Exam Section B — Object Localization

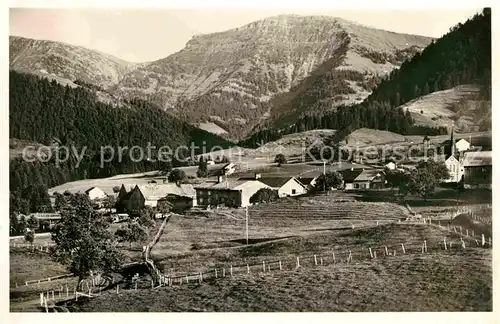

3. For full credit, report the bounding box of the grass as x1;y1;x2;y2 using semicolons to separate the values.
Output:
10;190;492;312
71;240;491;312
9;249;79;312
10;249;69;287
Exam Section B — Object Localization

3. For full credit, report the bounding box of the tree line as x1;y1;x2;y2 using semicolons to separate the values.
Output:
9;71;234;207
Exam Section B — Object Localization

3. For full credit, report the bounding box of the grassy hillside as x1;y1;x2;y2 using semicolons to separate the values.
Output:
399;85;490;132
70;222;491;311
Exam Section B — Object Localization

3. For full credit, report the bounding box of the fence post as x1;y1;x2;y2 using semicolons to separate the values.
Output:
279;260;282;270
369;248;373;259
223;268;225;277
314;255;318;265
230;265;233;277
52;291;55;300
296;257;300;268
247;264;250;274
482;234;485;246
332;252;336;263
424;240;427;253
215;269;218;278
401;243;406;254
385;246;388;256
40;293;43;306
348;250;352;262
262;261;266;272
320;257;323;266
116;285;119;294
135;281;137;291
444;237;447;250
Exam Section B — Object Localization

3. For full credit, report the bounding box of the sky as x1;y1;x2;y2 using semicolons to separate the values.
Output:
9;8;482;62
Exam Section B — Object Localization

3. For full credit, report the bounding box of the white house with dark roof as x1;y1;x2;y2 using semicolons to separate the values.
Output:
195;177;270;208
257;176;308;197
352;169;386;190
85;187;107;200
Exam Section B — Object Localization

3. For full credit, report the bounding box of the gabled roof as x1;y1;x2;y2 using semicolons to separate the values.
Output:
297;177;316;186
338;169;364;183
195;179;269;191
84;186;104;194
256;177;300;188
462;151;492;167
353;169;384;182
445;155;460;163
137;184;196;200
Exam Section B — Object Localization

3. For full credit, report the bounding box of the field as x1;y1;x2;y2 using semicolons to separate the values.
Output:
71;222;492;312
10;188;492;312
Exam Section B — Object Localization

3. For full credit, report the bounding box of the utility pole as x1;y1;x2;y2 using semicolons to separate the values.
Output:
245;206;249;246
323;160;326;192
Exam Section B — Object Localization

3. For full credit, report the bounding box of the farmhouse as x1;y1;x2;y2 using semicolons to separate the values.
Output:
338;168;364;190
352;169;385;189
384;161;397;170
461;151;492;189
455;139;471;152
256;176;308;197
195;177;270;208
115;183;196;215
85;187;107;200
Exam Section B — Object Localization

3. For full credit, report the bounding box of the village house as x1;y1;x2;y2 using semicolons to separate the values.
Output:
461;151;492;189
255;175;308;197
85;187;107;200
384;161;397;170
352;169;386;190
338;168;364;190
455;138;471;152
195;176;270;208
115;183;196;215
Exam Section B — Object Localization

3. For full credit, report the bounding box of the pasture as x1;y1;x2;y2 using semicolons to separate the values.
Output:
10;189;492;312
72;223;492;312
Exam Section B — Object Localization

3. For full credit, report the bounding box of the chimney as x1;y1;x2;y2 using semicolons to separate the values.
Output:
254;173;261;180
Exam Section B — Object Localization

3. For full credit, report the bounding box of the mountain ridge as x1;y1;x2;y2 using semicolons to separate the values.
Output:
9;15;433;140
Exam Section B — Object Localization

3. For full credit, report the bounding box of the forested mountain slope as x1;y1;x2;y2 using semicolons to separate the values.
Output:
9;71;233;196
